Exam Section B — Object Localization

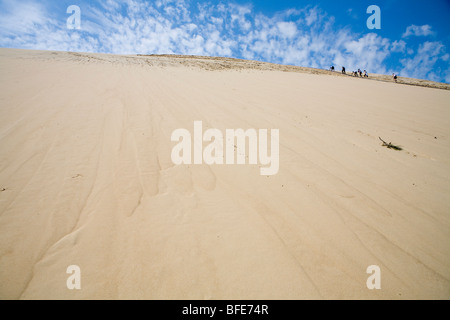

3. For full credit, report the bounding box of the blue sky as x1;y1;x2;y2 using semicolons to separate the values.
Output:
0;0;449;82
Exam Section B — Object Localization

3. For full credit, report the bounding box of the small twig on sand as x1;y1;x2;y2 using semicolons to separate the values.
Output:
379;137;403;151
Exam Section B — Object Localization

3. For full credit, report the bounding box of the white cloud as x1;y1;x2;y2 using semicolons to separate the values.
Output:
400;41;447;82
0;0;50;36
305;7;318;26
391;40;406;53
277;22;297;39
402;24;434;38
445;71;450;84
346;8;358;20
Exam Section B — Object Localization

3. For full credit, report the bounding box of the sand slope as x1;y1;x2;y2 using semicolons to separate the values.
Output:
0;48;449;299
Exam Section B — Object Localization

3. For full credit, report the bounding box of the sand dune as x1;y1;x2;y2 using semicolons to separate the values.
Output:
0;48;449;299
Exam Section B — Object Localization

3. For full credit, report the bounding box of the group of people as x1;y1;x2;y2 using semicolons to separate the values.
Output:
352;69;368;78
330;66;368;78
330;65;400;83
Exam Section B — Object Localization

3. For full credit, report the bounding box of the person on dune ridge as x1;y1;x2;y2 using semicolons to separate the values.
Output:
393;73;398;82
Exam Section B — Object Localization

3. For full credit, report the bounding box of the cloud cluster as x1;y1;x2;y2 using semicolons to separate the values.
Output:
402;24;434;38
400;41;449;82
0;0;448;82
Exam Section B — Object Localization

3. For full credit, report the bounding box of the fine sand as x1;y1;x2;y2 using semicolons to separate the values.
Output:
0;48;449;299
